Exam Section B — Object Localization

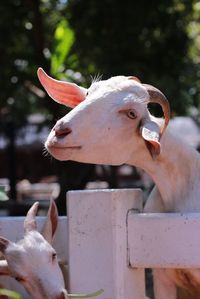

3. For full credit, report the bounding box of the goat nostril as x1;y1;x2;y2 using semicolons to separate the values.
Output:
54;127;72;138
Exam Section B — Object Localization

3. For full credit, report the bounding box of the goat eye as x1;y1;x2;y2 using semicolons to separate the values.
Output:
52;253;57;261
127;110;137;119
14;276;24;282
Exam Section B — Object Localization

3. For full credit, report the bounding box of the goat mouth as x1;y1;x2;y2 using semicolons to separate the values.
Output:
46;144;82;161
47;145;82;150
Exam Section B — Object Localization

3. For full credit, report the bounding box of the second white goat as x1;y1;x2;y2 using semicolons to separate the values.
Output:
0;200;67;299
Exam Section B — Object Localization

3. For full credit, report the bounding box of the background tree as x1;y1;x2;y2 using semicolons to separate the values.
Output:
0;0;62;201
66;0;200;115
0;0;63;124
0;0;94;209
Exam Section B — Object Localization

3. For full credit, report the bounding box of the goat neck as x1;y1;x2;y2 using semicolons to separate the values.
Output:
129;128;200;212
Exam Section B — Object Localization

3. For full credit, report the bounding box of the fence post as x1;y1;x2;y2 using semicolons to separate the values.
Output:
67;189;145;299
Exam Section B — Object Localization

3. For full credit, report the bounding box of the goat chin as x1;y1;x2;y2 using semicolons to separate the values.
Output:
46;144;74;161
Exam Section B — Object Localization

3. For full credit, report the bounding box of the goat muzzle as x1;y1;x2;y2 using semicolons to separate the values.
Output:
53;126;72;138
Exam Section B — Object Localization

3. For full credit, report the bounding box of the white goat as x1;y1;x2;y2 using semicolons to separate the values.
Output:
0;200;67;299
38;68;200;299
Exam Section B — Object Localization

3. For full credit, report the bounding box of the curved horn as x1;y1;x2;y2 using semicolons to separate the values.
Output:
128;76;141;83
142;84;170;134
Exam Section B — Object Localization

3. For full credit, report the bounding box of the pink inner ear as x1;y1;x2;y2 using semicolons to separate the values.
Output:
37;68;86;108
145;139;160;156
140;120;161;159
41;200;58;244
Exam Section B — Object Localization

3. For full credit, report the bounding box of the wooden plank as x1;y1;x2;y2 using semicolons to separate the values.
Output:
67;189;145;299
128;212;200;268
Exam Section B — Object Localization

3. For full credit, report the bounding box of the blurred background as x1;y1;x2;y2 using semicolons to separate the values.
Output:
0;0;200;215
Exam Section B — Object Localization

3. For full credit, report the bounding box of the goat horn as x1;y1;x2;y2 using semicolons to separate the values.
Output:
142;84;170;134
128;76;141;83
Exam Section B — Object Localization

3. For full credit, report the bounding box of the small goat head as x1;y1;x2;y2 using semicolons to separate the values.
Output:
0;201;67;299
38;68;170;164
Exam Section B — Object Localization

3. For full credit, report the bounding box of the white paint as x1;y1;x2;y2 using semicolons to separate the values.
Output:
128;212;200;268
67;189;145;299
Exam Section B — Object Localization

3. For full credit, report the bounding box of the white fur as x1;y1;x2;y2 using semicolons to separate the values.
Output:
39;70;200;299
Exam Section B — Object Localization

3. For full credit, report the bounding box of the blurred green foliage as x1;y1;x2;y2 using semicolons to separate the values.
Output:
0;288;21;299
67;0;200;114
0;0;66;127
51;19;75;77
0;0;200;127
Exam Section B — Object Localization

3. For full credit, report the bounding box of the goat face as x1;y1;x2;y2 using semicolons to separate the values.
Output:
4;232;65;299
38;68;170;164
0;201;67;299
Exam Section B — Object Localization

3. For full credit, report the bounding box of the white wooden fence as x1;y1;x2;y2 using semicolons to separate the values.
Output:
0;189;200;298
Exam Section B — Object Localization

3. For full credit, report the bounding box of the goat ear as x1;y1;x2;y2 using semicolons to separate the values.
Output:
37;68;87;108
0;260;10;276
24;202;39;233
140;120;161;159
42;200;58;244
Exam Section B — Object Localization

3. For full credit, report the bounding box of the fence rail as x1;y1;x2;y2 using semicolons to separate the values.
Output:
128;212;200;269
0;189;200;299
